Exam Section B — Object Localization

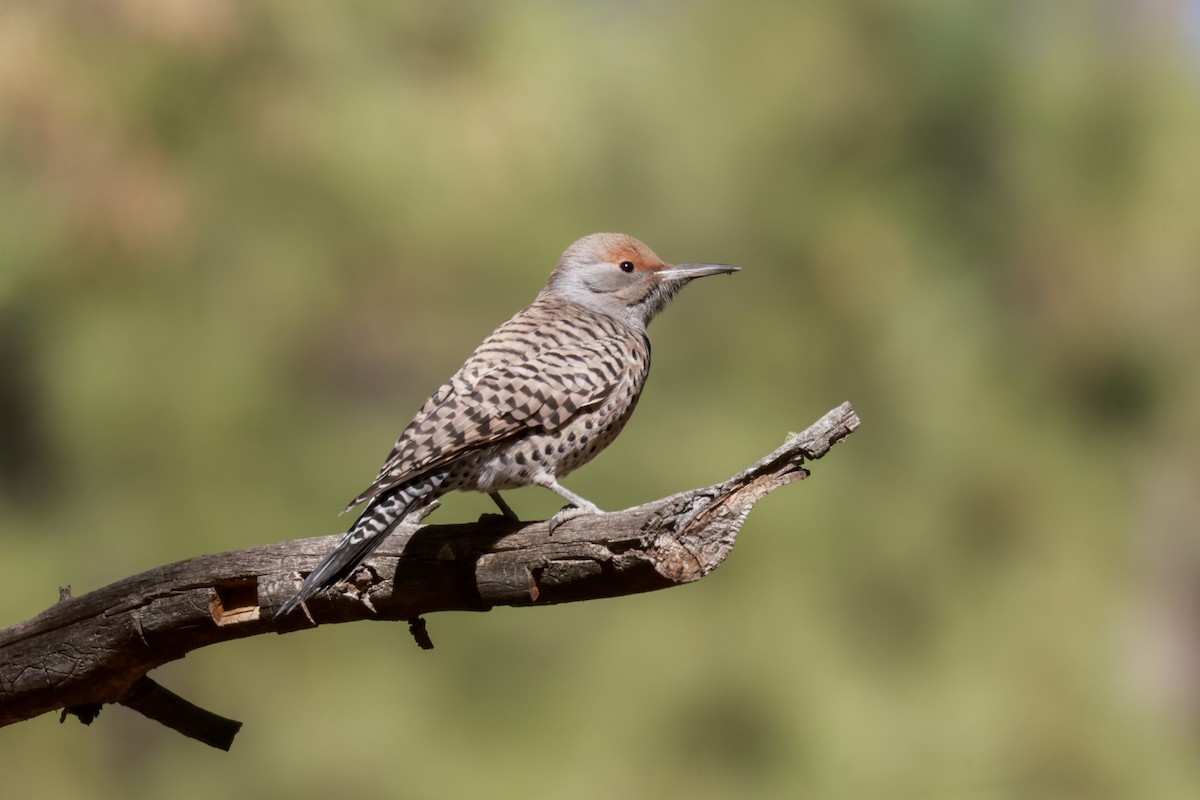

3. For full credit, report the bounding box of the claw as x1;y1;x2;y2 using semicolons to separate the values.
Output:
548;504;602;534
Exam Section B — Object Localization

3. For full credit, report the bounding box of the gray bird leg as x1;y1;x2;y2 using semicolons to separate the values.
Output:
488;492;520;522
532;474;603;514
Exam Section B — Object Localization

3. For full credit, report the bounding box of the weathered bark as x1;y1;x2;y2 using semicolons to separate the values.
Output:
0;402;859;750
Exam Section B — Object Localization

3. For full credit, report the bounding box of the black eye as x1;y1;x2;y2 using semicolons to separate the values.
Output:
618;260;635;273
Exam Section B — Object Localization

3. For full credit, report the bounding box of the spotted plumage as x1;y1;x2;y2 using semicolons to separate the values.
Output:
277;233;738;618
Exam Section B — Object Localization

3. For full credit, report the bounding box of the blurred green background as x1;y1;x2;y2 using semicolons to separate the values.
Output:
3;1;1199;798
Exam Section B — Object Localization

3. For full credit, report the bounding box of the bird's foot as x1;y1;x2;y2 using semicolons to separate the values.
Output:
548;502;602;534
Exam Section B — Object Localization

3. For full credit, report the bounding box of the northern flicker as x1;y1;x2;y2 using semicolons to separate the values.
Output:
277;233;738;617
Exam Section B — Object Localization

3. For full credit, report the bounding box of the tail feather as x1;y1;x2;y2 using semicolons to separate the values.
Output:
276;490;415;618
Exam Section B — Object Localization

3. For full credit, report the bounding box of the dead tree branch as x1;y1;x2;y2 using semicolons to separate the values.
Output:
0;402;860;750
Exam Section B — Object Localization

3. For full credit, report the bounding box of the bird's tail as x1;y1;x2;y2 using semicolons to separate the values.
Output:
276;482;433;618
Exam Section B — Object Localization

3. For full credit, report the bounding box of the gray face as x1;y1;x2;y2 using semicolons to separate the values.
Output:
542;233;739;328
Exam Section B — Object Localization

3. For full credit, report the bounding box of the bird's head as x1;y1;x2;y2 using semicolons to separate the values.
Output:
542;233;739;328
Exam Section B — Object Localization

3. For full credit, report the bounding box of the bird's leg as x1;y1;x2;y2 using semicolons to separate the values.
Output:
532;474;603;533
533;473;603;513
488;492;521;522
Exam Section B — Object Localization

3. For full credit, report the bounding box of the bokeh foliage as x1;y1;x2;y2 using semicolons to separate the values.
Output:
2;2;1199;798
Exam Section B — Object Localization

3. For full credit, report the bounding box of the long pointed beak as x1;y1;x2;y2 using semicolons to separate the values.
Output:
656;263;740;281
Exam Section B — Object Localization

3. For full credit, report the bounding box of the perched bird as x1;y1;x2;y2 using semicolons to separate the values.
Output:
277;233;738;617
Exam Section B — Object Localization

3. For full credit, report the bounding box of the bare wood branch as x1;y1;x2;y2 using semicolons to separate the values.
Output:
0;402;860;749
